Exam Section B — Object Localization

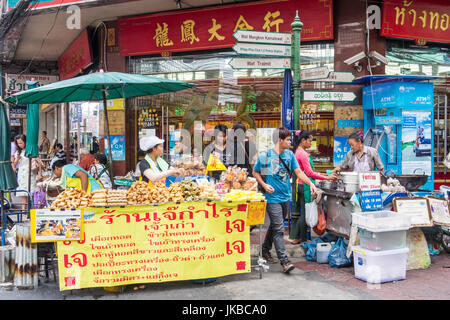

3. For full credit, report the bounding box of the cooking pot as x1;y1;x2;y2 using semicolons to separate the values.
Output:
338;172;359;184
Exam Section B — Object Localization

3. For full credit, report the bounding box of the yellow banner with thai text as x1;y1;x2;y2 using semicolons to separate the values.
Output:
57;201;251;291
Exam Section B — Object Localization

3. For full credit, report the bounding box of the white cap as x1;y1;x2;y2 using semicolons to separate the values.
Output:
139;135;164;152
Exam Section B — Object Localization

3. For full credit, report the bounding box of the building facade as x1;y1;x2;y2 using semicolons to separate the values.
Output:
2;0;449;181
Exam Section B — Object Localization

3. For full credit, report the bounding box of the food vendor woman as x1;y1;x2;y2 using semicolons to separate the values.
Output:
332;131;385;174
52;160;103;193
138;135;181;185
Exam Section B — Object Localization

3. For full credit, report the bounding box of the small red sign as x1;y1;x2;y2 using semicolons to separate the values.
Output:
381;0;450;45
236;261;246;271
64;276;76;287
58;29;93;80
237;204;248;212
118;0;333;57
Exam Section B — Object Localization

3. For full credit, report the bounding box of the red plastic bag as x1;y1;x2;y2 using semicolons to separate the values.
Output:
313;207;326;236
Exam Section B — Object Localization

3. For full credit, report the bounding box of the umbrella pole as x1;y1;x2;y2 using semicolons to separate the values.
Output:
28;158;31;209
1;190;4;246
102;88;114;185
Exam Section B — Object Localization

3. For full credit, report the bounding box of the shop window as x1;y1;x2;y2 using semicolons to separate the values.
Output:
128;43;334;164
386;40;450;76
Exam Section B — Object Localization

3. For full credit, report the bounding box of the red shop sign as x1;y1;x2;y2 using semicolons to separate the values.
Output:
381;0;450;45
118;0;333;57
58;29;93;80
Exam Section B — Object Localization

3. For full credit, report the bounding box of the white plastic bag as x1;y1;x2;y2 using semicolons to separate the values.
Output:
305;201;318;228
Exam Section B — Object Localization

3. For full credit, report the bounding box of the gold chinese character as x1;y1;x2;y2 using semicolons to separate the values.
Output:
233;15;254;32
263;11;284;32
181;19;200;45
153;22;174;47
208;18;225;41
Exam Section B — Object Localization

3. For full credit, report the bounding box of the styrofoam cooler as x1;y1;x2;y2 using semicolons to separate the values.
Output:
358;227;408;251
352;246;409;283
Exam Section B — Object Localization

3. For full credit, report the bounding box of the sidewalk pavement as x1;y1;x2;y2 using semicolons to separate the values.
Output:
0;226;446;300
250;226;450;300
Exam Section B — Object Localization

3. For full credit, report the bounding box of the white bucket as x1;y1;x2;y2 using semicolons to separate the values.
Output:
316;243;332;264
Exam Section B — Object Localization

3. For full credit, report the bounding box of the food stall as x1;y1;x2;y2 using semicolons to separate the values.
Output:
27;161;268;291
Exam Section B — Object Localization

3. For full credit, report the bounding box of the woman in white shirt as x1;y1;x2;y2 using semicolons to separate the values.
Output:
13;134;42;208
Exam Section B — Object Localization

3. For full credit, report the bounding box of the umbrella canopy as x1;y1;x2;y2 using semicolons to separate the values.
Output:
4;71;194;180
24;81;39;158
0;103;18;190
5;72;194;105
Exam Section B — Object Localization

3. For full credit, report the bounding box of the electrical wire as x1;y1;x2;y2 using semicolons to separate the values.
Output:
17;0;65;76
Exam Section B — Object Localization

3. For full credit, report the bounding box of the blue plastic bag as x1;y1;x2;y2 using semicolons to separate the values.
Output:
328;238;352;268
302;238;323;262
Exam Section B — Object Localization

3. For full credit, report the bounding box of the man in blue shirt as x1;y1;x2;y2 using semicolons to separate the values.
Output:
253;127;317;273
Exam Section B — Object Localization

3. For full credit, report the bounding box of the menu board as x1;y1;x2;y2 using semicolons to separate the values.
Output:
359;172;383;211
427;197;450;227
393;197;433;227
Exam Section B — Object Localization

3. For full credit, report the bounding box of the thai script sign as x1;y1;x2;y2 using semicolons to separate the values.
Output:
381;0;450;45
58;29;93;80
5;74;59;95
57;201;252;290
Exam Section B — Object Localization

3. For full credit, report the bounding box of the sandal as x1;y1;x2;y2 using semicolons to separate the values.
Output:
132;285;146;291
290;239;302;245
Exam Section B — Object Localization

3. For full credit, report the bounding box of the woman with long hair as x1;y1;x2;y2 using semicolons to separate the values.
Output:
13;134;43;209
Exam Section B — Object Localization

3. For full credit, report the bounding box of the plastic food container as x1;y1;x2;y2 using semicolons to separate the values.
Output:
316;243;333;264
352;246;409;283
352;211;412;231
358;227;407;251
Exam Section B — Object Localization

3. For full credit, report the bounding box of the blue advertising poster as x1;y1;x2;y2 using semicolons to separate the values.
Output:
401;111;432;177
363;82;433;110
333;136;351;167
105;135;125;161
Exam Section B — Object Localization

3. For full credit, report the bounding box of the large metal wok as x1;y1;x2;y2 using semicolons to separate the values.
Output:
381;170;428;191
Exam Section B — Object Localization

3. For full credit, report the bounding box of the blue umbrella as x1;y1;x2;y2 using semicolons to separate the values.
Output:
281;69;293;130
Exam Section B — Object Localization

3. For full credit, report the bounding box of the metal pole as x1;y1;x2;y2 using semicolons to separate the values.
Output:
1;190;4;246
77;105;81;162
291;11;303;131
259;224;262;279
102;87;114;181
437;96;440;175
444;95;448;175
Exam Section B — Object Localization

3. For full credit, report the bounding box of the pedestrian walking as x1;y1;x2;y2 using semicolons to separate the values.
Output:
253;127;317;273
91;136;99;154
38;130;51;159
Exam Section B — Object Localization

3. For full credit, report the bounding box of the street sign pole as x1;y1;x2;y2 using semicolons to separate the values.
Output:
291;11;303;131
